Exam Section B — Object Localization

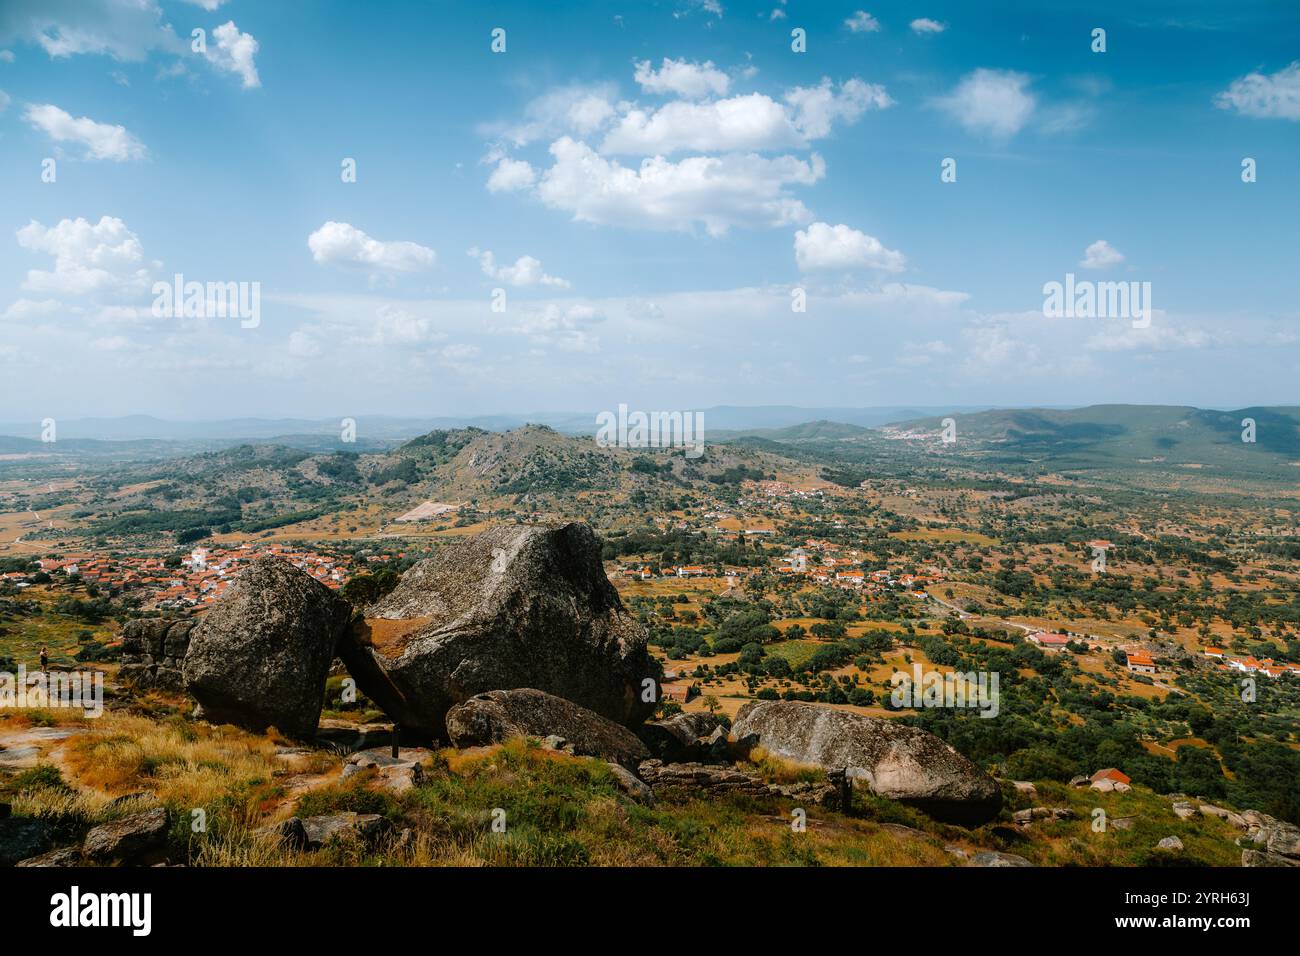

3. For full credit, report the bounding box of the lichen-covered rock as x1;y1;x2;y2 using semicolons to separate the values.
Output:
446;688;650;767
637;711;721;761
731;700;1001;825
340;522;661;739
182;558;352;739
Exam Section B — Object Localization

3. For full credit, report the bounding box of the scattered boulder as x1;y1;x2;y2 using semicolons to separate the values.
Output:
338;522;662;739
1011;781;1038;798
253;817;309;851
445;688;650;768
183;557;352;739
1171;801;1199;820
1249;817;1300;860
120;619;194;692
730;700;1001;825
1155;836;1184;852
81;806;169;864
637;711;721;762
971;850;1033;867
16;846;82;867
1199;804;1248;829
301;813;391;851
0;817;52;866
1111;816;1137;831
605;762;654;805
1068;775;1090;788
341;748;428;794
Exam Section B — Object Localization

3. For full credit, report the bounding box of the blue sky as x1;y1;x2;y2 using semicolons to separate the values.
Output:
0;0;1297;421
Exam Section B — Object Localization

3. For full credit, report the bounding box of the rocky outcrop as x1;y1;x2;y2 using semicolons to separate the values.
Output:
730;700;1001;825
1241;816;1300;867
339;523;661;739
120;619;195;691
182;557;352;739
445;688;650;768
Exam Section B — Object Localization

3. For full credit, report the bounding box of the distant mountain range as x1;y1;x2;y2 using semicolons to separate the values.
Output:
0;406;995;443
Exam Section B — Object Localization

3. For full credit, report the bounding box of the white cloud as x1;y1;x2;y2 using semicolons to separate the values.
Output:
492;83;618;146
1080;239;1124;270
16;216;153;298
0;50;14;62
307;222;436;274
469;248;570;288
1;298;61;322
633;57;730;99
784;77;892;139
794;222;905;273
601;92;799;154
934;68;1036;137
537;137;823;236
512;303;604;352
1085;324;1213;353
23;103;146;160
486;156;536;192
349;305;446;347
0;0;184;61
910;18;946;34
205;21;259;89
1214;61;1300;121
845;11;881;34
179;0;227;9
770;9;787;21
601;79;888;155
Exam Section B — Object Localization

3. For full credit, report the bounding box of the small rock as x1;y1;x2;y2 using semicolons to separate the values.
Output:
1111;816;1137;831
971;850;1033;867
1011;781;1038;797
1242;848;1300;867
1089;778;1115;793
1171;802;1199;820
17;846;82;867
253;817;309;851
605;762;654;805
300;812;391;851
1069;775;1090;788
1155;836;1183;852
943;844;969;860
82;806;170;864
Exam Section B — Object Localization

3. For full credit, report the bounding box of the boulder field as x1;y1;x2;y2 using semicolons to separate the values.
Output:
112;521;1008;828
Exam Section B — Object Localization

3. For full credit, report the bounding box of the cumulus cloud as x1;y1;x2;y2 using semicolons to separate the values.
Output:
634;57;729;99
205;21;259;89
24;103;146;160
910;18;946;34
486;156;536;192
844;11;881;34
1214;61;1300;120
1080;239;1124;270
307;222;436;274
491;83;618;146
537;137;823;235
934;69;1036;137
794;222;905;273
15;216;153;298
468;248;570;288
601;79;888;155
784;77;892;139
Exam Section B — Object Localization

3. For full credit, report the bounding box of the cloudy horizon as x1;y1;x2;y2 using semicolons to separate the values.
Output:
1;0;1297;421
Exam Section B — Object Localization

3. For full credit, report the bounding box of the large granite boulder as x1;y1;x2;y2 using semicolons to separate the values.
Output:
637;711;722;762
731;700;1001;825
182;557;352;739
446;688;650;767
120;619;194;691
339;522;661;739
